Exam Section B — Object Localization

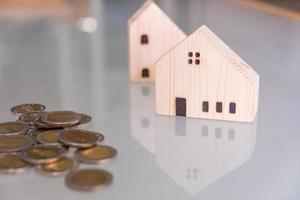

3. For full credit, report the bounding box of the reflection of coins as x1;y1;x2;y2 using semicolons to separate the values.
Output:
11;104;46;115
18;113;40;125
0;153;30;173
38;157;76;176
21;145;67;164
37;129;63;145
0;135;34;153
41;111;80;127
75;145;117;164
58;130;101;148
0;122;29;136
66;169;112;191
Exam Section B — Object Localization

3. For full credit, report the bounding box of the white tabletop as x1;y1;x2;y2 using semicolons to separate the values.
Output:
0;0;299;199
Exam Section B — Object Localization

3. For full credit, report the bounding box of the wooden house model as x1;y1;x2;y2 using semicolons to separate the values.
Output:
128;0;186;82
156;25;259;122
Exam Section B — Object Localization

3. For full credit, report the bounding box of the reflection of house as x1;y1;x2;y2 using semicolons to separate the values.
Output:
155;116;257;195
128;0;186;82
156;25;259;122
130;84;156;154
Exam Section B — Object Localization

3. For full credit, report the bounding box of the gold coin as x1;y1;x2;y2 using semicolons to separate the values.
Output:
21;145;67;164
76;145;117;164
0;153;30;173
11;104;46;115
66;169;112;191
41;111;80;127
0;122;29;136
37;129;63;145
18;113;40;125
0;135;34;153
38;157;76;176
58;129;101;148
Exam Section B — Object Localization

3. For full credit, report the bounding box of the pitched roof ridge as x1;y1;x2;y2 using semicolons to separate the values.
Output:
128;0;155;25
198;25;258;83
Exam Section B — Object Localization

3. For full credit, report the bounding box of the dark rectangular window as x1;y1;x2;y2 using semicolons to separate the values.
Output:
229;102;236;113
216;102;222;113
195;59;200;65
188;59;193;64
141;68;149;78
141;34;148;44
188;52;193;57
195;52;200;57
202;101;209;112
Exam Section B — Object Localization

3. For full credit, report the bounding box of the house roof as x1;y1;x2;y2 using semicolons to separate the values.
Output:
128;0;155;25
156;25;259;84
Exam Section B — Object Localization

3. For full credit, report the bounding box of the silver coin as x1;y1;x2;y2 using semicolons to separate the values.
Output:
21;144;67;164
11;104;46;115
40;111;81;127
58;129;101;148
0;122;29;136
0;135;34;153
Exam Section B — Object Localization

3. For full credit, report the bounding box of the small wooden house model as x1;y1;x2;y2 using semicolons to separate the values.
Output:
128;0;186;82
156;25;259;122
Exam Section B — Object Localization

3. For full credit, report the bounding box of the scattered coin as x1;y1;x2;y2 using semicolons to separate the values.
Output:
65;169;112;191
18;113;40;125
58;129;101;148
37;129;63;145
41;111;80;127
11;104;46;115
0;122;29;136
0;153;30;173
75;145;117;164
37;157;76;176
0;135;34;153
21;144;67;164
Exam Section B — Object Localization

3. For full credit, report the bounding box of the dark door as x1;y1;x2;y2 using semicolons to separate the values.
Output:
141;68;149;78
176;97;186;116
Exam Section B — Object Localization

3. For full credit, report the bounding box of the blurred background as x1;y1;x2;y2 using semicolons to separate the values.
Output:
0;1;300;200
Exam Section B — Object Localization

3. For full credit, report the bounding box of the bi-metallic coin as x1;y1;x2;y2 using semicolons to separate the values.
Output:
75;145;117;164
11;104;46;115
41;111;80;127
65;113;92;129
18;113;40;125
0;122;29;136
0;153;30;173
0;135;34;153
37;129;63;145
21;144;67;164
37;157;76;176
65;169;112;191
58;129;102;148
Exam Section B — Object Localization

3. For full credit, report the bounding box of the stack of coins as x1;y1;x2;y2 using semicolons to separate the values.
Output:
0;103;117;192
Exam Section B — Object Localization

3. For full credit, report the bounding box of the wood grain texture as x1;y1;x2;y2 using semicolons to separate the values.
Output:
155;25;259;122
128;0;186;82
